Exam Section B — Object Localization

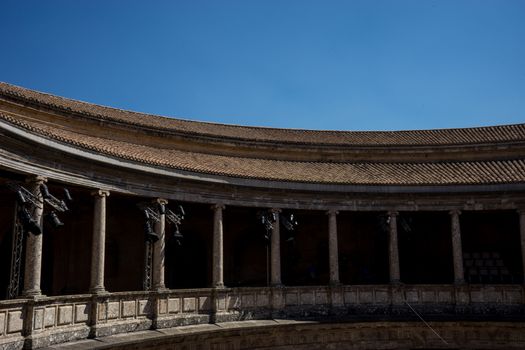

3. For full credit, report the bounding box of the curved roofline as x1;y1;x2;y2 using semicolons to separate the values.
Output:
1;81;524;147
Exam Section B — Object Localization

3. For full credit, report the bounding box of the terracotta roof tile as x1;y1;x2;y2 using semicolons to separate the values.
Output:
1;112;524;186
1;82;525;147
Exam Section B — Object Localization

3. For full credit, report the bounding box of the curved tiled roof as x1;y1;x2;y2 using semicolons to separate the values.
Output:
1;82;525;147
1;112;524;186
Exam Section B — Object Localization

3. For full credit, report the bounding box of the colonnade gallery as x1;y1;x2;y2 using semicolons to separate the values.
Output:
0;82;525;349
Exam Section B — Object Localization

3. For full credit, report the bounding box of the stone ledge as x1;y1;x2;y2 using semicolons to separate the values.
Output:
40;320;525;350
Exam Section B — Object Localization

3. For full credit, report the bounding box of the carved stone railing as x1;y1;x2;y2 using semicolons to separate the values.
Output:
1;284;524;349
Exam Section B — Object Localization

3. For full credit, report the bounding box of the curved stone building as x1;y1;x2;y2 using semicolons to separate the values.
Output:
0;82;524;349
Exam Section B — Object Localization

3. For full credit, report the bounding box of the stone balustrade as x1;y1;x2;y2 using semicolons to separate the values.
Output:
1;284;523;349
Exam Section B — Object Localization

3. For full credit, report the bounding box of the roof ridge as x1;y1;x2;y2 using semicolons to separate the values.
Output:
1;81;524;146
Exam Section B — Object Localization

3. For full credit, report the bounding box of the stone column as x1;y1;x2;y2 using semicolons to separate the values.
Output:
90;190;110;294
450;210;465;284
22;176;46;297
271;208;282;286
518;210;525;284
327;209;340;285
388;211;400;284
153;198;168;290
212;204;225;288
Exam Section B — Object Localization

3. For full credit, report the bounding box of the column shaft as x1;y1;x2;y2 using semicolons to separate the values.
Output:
450;210;464;284
22;176;46;297
212;204;225;288
327;210;340;285
388;211;400;283
271;209;282;286
153;199;168;290
90;190;110;294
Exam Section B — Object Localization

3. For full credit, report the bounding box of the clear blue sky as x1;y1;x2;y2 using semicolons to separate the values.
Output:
1;0;524;131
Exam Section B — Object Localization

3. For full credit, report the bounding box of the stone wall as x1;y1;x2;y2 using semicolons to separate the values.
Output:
1;284;524;349
65;321;525;350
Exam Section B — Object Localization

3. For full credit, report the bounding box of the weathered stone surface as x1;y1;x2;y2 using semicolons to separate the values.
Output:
331;290;343;306
457;290;470;304
7;311;23;333
168;298;180;314
300;293;314;305
486;291;503;303
285;293;298;306
37;321;525;350
227;295;240;310
33;308;44;330
344;291;357;304
121;301;136;318
506;291;522;304
316;292;328;305
0;312;5;335
199;297;211;311
405;290;418;303
139;300;151;316
183;298;196;312
158;299;168;315
44;307;56;327
75;304;89;323
241;294;255;308
97;302;107;321
359;291;373;303
58;305;73;325
107;302;120;319
471;291;484;303
256;293;269;307
421;291;435;303
438;291;452;303
375;291;389;303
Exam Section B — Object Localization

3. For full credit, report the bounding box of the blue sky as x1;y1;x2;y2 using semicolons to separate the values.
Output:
0;0;524;131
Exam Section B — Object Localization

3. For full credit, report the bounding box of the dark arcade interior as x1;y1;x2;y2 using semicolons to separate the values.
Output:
166;202;213;289
41;185;93;296
281;210;329;286
0;170;524;299
223;206;267;287
337;212;390;285
398;211;454;284
461;210;523;284
0;181;16;299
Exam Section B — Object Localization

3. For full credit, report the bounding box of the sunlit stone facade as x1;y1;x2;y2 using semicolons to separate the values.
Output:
0;82;525;349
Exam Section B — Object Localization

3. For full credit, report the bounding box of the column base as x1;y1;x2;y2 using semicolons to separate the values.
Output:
90;287;108;295
389;279;402;285
213;283;225;289
22;289;42;298
329;281;342;287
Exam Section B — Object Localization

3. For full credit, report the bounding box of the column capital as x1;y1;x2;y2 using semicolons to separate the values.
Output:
326;209;339;216
91;189;110;197
449;209;462;216
25;175;47;185
211;203;225;211
270;208;282;214
387;211;399;217
153;198;168;205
